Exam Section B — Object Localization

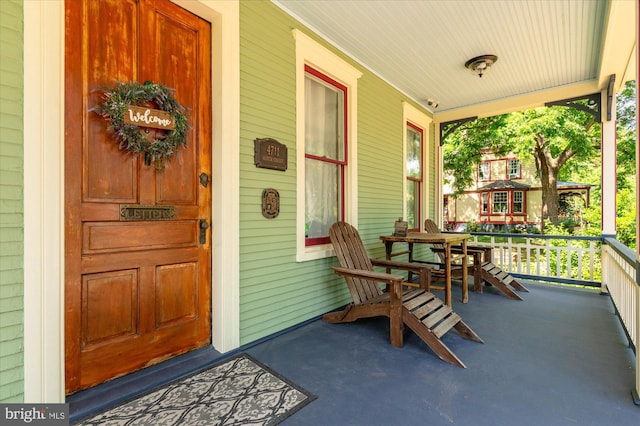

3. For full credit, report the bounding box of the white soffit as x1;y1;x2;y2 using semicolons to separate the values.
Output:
273;0;635;120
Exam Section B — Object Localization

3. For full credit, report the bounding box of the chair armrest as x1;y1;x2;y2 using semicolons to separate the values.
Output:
332;266;404;284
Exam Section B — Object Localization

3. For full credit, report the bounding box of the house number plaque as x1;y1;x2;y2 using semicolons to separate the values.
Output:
254;138;287;171
120;205;175;221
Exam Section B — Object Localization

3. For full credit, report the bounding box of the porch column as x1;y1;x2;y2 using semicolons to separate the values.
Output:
634;19;640;406
435;122;443;227
600;90;616;238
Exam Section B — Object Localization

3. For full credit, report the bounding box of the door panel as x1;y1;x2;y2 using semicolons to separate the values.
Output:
82;221;198;253
65;0;212;393
81;270;139;347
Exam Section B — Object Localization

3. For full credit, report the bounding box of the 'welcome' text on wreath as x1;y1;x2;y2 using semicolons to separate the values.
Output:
92;81;189;170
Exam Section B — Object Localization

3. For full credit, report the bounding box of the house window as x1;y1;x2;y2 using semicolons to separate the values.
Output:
304;66;347;246
513;191;524;213
406;122;423;231
507;159;520;178
481;193;489;213
294;29;362;261
492;191;508;213
479;162;490;181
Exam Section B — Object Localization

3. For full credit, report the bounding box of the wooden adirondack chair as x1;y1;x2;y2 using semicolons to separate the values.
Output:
323;222;483;368
424;219;528;300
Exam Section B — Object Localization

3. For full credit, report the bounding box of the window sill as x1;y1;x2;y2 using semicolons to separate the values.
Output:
296;243;335;262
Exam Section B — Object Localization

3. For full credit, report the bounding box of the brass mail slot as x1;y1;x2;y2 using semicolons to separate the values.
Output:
119;205;175;221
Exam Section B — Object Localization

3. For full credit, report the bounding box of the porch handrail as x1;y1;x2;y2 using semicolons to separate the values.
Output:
601;237;639;405
452;231;602;286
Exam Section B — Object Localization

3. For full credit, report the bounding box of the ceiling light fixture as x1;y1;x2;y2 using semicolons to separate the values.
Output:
465;54;498;78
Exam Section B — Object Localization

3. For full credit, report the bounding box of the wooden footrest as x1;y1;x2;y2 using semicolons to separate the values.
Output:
400;289;483;368
403;291;459;338
480;262;526;300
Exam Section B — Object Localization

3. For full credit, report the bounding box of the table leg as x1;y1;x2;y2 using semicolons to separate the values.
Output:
407;242;414;282
461;239;468;303
384;241;393;261
445;243;452;307
383;242;393;292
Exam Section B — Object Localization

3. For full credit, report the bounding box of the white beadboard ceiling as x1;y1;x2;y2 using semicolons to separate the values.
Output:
273;0;636;121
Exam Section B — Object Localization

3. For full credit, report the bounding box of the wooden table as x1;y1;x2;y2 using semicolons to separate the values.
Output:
380;232;471;307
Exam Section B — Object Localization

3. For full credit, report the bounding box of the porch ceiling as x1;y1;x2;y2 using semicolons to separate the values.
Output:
273;0;636;122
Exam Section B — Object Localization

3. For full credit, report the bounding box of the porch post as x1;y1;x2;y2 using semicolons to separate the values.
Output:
435;122;443;227
634;6;640;405
601;90;617;239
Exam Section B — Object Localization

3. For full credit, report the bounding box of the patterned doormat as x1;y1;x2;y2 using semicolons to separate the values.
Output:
76;354;316;426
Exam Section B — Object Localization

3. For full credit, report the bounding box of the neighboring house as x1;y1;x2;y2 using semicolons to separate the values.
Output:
443;152;591;231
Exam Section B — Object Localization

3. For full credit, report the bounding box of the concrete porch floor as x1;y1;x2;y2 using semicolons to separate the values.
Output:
69;281;639;425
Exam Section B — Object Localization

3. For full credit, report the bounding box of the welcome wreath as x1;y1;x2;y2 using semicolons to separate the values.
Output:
92;81;189;170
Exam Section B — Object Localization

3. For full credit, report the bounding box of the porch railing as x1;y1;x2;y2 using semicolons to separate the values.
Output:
457;231;639;404
601;237;639;404
463;231;602;287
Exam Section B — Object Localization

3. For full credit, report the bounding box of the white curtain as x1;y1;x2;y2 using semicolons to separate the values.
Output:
305;76;342;238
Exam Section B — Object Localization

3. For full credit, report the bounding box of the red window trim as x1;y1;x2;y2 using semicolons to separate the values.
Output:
512;190;526;214
491;191;508;214
304;65;348;247
304;65;349;164
480;192;489;214
406;121;424;231
479;190;527;217
506;158;521;179
478;161;491;181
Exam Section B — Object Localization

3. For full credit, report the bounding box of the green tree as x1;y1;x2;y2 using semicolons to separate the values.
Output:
444;106;599;229
616;80;636;190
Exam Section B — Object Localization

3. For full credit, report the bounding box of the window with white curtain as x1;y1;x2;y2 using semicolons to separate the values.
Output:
481;192;489;213
294;29;361;262
304;66;346;246
405;122;423;231
479;162;490;181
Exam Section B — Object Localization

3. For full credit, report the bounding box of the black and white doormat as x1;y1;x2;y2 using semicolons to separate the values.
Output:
76;354;316;425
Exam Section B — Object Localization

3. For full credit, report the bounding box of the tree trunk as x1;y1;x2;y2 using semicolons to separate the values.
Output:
533;134;575;232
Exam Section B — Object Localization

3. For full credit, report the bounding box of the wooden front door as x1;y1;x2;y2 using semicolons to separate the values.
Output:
64;0;212;393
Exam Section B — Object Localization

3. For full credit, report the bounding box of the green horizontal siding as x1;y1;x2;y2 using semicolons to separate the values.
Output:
0;0;24;403
238;0;434;344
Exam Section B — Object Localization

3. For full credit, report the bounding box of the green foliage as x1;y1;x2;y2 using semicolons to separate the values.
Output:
444;105;598;226
616;80;637;190
445;80;636;242
539;220;602;281
615;185;637;250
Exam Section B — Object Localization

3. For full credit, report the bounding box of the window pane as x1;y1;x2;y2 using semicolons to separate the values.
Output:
508;159;520;177
305;74;344;161
481;193;488;213
479;162;490;180
492;191;508;213
406;180;418;229
513;191;523;213
406;126;422;179
305;158;340;239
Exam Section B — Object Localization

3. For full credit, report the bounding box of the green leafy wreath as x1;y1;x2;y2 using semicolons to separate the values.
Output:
92;81;189;169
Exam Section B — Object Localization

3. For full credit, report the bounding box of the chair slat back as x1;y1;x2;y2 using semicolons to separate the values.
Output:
329;222;384;304
424;219;446;263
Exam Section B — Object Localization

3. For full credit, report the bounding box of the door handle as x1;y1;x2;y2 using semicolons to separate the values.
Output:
199;219;209;244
